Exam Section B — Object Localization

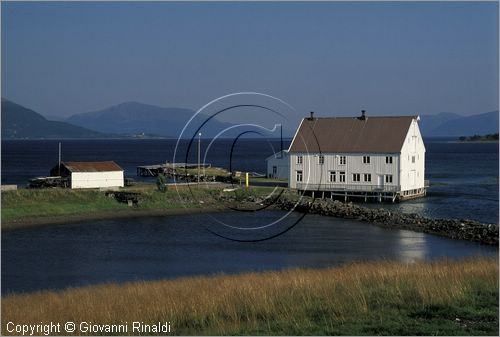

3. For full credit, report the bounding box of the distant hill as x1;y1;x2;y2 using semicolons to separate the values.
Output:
9;98;494;139
420;111;499;137
66;101;240;138
418;112;462;136
1;99;108;139
43;114;66;122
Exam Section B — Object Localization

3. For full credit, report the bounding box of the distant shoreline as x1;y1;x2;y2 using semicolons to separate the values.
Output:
457;133;499;143
450;140;499;144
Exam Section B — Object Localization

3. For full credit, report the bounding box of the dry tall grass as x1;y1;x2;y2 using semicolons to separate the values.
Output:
2;258;498;335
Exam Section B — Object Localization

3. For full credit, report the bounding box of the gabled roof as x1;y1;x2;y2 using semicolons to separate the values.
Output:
62;161;123;172
288;115;418;153
265;150;289;161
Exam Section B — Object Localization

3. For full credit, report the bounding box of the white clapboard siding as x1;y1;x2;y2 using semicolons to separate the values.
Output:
289;153;400;189
266;151;290;179
399;119;426;192
71;171;124;189
287;115;426;196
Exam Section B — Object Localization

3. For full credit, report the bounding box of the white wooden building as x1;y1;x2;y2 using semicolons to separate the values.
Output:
265;150;289;179
50;161;124;189
288;111;426;201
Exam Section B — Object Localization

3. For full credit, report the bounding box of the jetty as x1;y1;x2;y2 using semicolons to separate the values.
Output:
270;196;499;246
136;163;212;177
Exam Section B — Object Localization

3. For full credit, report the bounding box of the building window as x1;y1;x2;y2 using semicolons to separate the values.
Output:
339;171;346;183
329;171;336;183
412;156;416;163
318;155;324;165
386;156;393;164
363;156;370;164
338;156;346;165
364;174;371;182
296;170;303;182
272;166;277;175
385;174;393;183
352;173;361;182
297;156;303;164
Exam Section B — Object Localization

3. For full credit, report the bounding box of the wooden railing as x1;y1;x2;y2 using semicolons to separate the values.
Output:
295;182;400;193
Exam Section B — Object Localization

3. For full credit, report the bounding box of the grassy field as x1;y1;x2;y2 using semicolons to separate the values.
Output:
2;258;498;335
0;184;279;226
1;188;126;222
183;166;230;176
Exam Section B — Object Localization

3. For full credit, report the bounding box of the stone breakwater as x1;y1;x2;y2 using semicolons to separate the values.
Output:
262;196;499;246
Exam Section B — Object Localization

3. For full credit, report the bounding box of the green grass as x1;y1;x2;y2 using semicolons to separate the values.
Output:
1;184;279;224
250;176;288;183
1;188;126;221
183;167;230;176
2;258;497;335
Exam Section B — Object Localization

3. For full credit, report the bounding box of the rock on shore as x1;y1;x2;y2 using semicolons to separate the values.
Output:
263;196;498;246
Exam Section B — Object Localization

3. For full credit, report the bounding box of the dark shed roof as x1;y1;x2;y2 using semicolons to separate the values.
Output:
288;116;417;153
62;161;123;172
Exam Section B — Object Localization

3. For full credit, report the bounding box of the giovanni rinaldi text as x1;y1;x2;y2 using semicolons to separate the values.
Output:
6;321;172;335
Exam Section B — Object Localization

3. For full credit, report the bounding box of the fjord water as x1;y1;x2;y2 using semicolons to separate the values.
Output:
1;138;498;293
2;138;498;223
2;211;497;294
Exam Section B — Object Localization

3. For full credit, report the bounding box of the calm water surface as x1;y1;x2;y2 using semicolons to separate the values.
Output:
2;138;498;223
1;138;498;294
2;211;497;294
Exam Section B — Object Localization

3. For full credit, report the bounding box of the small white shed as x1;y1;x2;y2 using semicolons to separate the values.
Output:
51;161;124;189
265;150;289;179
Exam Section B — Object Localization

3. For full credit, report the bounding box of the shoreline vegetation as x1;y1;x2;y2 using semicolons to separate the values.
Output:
2;258;498;335
0;184;224;230
1;183;498;245
458;133;499;142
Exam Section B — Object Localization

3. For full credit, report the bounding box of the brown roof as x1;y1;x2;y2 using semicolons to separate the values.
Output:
289;116;417;153
62;161;123;172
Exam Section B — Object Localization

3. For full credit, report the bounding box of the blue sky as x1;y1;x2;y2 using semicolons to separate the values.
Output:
1;1;498;124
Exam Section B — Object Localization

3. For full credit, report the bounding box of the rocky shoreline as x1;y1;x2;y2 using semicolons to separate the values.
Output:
253;195;499;246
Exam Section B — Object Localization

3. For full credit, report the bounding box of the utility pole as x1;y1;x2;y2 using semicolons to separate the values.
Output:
280;124;283;158
197;132;201;185
58;142;61;176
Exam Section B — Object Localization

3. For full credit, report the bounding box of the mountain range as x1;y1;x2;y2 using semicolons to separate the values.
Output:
1;98;106;139
1;98;498;139
419;111;499;137
66;102;197;137
1;99;234;140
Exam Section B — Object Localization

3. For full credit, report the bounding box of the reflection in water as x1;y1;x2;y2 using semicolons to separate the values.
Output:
2;211;497;294
396;230;426;262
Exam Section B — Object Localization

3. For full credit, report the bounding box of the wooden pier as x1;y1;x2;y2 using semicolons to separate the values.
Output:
297;183;428;202
136;163;212;177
